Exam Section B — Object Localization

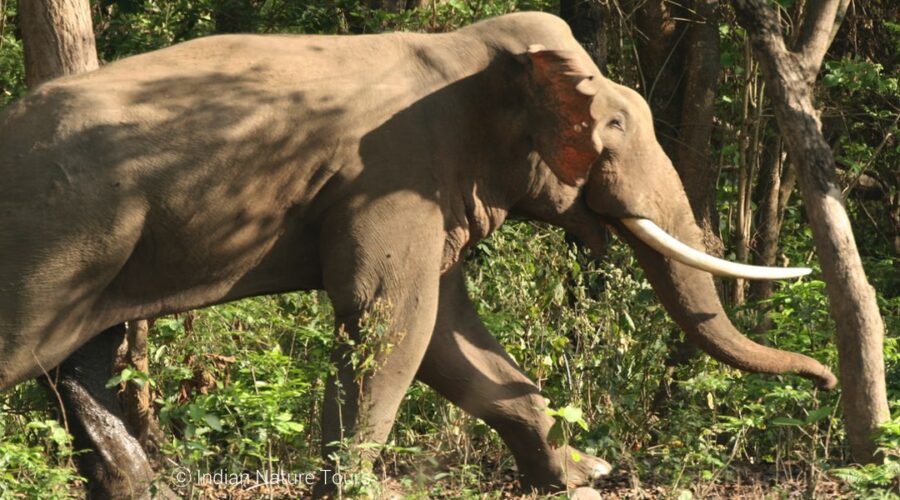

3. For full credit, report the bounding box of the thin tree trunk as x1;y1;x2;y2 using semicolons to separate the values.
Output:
673;0;723;258
19;0;98;87
633;0;685;155
123;320;164;449
749;137;789;303
560;0;608;71
732;48;755;306
735;0;889;463
632;0;724;256
212;0;256;33
892;190;900;256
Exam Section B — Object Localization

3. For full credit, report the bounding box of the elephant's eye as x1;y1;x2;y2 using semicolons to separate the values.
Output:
607;117;625;131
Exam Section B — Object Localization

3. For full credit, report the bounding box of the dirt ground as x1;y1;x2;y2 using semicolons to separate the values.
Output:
178;462;855;499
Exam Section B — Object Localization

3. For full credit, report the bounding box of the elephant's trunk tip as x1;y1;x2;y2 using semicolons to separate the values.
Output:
779;352;836;390
812;368;838;391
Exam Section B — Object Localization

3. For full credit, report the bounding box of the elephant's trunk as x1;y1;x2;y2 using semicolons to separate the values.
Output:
613;220;837;390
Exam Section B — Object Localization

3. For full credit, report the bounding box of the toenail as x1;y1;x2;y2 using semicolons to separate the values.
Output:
591;462;612;478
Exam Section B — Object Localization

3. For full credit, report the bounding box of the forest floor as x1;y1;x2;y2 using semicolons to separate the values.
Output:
179;462;853;498
590;468;846;499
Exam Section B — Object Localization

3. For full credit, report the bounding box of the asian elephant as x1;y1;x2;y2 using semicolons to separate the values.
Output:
0;11;836;497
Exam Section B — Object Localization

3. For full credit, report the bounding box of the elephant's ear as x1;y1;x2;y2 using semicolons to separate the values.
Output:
525;45;602;186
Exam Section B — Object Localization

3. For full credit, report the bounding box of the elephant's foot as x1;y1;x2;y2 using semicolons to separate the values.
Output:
415;267;613;492
518;445;611;491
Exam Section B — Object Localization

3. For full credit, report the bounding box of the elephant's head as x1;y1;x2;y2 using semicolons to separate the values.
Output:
520;44;837;389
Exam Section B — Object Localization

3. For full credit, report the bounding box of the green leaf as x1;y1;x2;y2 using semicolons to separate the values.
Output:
571;450;582;463
49;426;71;447
547;420;565;447
621;310;635;331
823;73;842;87
771;417;805;427
105;375;123;388
279;421;304;433
553;283;565;304
561;405;583;423
806;406;833;424
202;414;223;432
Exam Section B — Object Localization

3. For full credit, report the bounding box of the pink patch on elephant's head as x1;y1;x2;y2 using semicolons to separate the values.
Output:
526;45;603;185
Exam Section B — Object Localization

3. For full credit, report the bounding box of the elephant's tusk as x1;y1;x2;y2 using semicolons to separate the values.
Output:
622;218;812;280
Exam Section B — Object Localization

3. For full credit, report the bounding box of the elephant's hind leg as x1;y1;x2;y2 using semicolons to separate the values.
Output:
416;265;611;491
46;324;155;499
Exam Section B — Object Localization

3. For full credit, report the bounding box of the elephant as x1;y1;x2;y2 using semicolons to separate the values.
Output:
0;11;837;497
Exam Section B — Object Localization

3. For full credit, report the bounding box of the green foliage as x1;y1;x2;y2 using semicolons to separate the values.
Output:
823;58;898;95
0;416;83;498
339;299;396;381
90;0;554;65
545;404;589;456
0;0;25;106
94;0;217;58
148;293;334;474
832;413;900;498
641;278;842;487
106;366;156;389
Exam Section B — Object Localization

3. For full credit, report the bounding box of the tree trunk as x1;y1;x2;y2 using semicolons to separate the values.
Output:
560;0;608;71
893;190;900;256
212;0;256;33
734;0;890;464
631;0;724;256
122;320;164;449
749;137;794;303
673;0;723;258
19;0;98;87
632;0;684;151
732;52;763;306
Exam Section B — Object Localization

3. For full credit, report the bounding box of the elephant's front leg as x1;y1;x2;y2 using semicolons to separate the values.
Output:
416;265;611;491
318;195;444;489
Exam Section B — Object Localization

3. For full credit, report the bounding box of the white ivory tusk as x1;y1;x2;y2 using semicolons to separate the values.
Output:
622;218;812;280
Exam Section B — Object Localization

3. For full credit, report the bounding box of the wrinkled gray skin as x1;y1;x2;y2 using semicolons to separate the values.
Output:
0;12;835;497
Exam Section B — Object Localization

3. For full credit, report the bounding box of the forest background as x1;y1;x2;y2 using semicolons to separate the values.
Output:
0;0;897;497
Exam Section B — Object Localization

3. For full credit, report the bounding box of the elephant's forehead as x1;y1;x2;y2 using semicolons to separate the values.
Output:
589;84;623;117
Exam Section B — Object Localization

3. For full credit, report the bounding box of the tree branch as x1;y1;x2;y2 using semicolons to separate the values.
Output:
735;0;849;85
793;0;849;80
733;0;792;60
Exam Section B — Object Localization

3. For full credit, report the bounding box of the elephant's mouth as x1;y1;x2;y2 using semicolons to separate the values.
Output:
620;218;811;281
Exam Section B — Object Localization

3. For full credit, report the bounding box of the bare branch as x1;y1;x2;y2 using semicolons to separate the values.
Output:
827;0;850;46
793;0;849;80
